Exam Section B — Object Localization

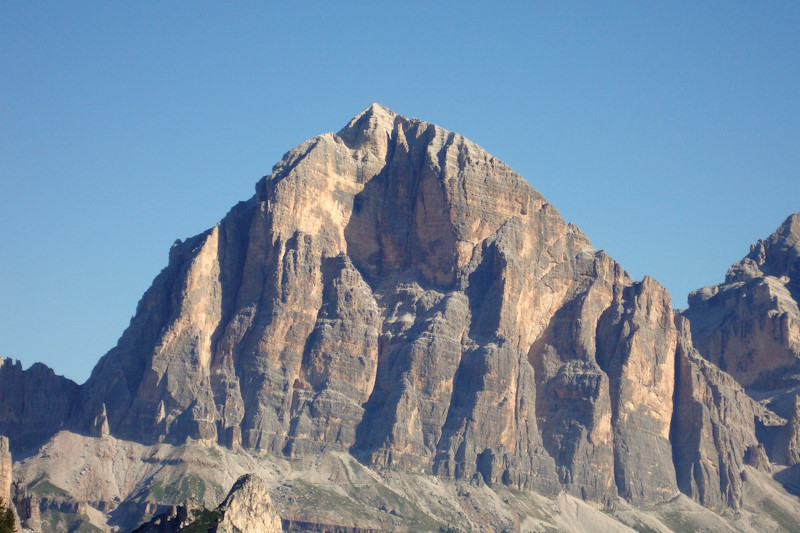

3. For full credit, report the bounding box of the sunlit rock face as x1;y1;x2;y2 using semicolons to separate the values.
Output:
211;474;282;533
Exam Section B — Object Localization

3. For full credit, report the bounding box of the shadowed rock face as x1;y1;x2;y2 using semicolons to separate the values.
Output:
671;315;771;511
0;358;79;455
684;213;800;392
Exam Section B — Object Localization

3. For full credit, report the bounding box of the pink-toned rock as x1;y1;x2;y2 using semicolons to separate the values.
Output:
0;437;10;509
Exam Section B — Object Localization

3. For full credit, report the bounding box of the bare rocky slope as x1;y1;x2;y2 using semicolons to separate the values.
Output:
1;105;799;532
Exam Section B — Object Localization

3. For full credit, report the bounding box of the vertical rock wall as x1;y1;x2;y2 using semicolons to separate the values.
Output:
0;437;10;508
671;315;769;510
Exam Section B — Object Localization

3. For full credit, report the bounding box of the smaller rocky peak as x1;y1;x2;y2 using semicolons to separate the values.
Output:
727;212;800;283
210;474;281;533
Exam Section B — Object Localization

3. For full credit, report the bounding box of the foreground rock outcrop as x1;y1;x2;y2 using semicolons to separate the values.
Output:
132;474;281;533
208;474;281;533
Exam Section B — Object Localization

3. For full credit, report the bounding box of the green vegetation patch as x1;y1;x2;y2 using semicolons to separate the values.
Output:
659;510;700;533
144;473;221;505
178;474;206;501
29;479;69;497
603;511;660;533
148;480;165;502
39;509;102;533
286;478;448;532
180;508;223;533
627;521;661;533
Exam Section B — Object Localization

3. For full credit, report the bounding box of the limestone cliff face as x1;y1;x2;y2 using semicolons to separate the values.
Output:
74;104;685;503
530;257;678;504
683;213;800;391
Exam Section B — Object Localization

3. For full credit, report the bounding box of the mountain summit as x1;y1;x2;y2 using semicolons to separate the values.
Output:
80;104;679;503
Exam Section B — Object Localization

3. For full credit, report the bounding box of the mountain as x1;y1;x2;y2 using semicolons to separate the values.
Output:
683;213;800;394
1;105;799;532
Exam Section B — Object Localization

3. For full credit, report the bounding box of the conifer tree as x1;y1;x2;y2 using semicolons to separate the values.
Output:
0;498;15;533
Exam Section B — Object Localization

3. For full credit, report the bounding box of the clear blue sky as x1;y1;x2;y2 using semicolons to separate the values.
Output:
2;2;798;384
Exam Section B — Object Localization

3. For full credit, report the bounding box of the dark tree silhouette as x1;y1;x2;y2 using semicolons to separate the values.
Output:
0;498;15;533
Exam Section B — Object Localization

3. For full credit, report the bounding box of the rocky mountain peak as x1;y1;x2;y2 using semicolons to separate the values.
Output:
210;474;281;533
337;102;398;143
726;212;800;284
73;105;692;507
684;212;800;391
